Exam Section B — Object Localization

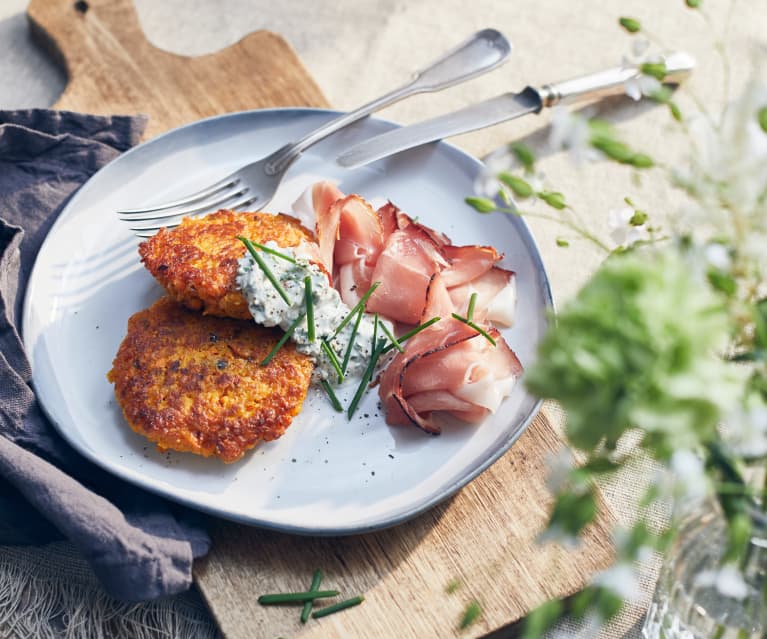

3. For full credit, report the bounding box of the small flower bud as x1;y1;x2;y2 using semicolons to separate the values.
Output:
500;172;534;198
758;106;767;134
464;196;496;213
685;0;701;7
629;210;648;226
619;17;641;33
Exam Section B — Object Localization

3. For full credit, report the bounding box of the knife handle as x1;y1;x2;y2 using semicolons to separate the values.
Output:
535;51;695;107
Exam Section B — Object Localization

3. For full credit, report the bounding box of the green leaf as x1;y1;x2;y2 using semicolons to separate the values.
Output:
754;298;767;349
669;101;683;122
548;490;597;536
510;142;536;171
464;196;497;213
707;269;737;296
459;601;482;629
521;600;563;639
640;62;668;81
619;17;641;33
538;191;567;210
591;136;635;163
758;106;767;134
499;172;534;198
724;513;752;563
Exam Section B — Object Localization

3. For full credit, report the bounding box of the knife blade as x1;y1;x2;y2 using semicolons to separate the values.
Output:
336;88;541;168
336;51;695;169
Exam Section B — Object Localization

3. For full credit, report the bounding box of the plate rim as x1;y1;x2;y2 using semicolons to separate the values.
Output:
22;106;554;535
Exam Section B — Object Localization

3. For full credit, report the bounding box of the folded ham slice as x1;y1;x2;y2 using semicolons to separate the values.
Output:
378;318;523;433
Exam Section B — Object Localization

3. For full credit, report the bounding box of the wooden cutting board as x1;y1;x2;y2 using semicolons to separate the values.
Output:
28;1;615;636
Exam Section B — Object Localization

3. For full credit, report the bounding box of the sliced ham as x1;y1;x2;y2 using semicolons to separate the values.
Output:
440;244;502;288
449;267;517;327
379;318;523;433
333;195;385;306
366;225;447;324
312;181;345;272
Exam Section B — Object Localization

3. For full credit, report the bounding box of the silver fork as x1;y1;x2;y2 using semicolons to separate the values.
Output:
118;28;511;237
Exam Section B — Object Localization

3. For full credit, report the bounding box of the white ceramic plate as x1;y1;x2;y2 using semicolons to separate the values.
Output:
22;109;552;535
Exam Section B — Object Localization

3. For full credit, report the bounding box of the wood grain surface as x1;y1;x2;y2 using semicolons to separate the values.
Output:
28;1;615;636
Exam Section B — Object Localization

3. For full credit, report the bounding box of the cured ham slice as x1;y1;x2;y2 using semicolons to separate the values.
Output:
366;226;447;324
334;195;385;306
448;267;517;326
440;244;501;288
312;181;345;272
379;318;523;433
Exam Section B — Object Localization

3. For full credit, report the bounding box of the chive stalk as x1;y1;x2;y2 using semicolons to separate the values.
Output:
244;239;298;264
257;590;339;605
348;338;386;420
238;236;291;305
332;282;380;338
300;570;323;623
467;292;478;322
320;380;343;413
304;276;315;342
341;306;365;374
321;340;345;383
381;317;441;354
261;313;305;366
379;320;404;353
451;313;497;346
312;595;365;619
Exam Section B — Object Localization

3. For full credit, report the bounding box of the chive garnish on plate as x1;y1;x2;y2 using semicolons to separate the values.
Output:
304;276;315;342
379;320;403;353
300;569;323;624
238;236;291;305
257;590;339;605
332;281;380;338
381;316;441;354
261;313;305;366
311;595;365;619
341;306;365;374
320;380;343;413
451;313;497;346
321;340;344;383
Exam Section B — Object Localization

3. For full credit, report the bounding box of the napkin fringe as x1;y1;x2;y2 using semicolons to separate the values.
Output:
0;547;218;639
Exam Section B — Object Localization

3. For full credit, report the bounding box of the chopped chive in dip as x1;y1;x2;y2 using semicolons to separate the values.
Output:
381;317;441;354
451;313;497;346
332;282;380;338
261;313;305;366
321;340;345;383
245;239;298;264
348;337;386;420
341;307;365;375
304;276;315;342
237;236;291;305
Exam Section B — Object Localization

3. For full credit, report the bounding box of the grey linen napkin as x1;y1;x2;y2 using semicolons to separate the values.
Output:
0;109;211;602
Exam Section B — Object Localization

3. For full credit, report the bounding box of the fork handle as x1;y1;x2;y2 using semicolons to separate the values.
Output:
535;51;695;107
264;28;511;175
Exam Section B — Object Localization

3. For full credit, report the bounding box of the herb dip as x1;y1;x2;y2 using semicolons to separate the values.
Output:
236;241;386;381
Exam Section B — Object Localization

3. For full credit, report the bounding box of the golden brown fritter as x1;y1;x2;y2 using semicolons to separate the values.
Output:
138;209;314;319
108;297;313;463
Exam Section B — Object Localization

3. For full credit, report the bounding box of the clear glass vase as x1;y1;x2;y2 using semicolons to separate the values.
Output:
643;504;767;638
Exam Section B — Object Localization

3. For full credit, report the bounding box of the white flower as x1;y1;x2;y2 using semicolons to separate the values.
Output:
724;403;767;459
474;148;513;197
669;449;708;501
704;243;732;271
694;565;750;600
607;206;650;246
624;74;662;102
592;563;640;601
549;106;597;165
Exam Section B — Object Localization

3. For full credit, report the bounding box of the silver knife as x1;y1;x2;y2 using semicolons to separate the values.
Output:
336;51;695;168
